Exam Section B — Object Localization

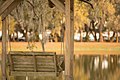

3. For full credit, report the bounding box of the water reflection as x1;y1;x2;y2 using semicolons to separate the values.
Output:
2;55;120;80
74;55;120;80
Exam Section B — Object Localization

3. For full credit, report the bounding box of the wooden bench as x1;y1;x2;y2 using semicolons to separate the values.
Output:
8;51;64;77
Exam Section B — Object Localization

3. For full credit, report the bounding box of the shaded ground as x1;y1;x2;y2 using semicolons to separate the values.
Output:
0;42;120;55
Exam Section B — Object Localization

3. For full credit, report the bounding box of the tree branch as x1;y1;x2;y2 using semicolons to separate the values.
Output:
26;0;39;20
80;0;93;9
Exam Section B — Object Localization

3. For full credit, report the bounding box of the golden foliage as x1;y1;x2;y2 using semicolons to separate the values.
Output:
9;16;16;34
74;0;90;30
0;16;15;33
91;0;115;19
106;2;115;15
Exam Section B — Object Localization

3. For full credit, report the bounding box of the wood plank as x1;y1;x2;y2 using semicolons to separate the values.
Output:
14;68;34;71
13;59;54;64
37;66;55;69
0;0;14;15
1;0;22;20
37;61;54;63
13;59;34;63
65;0;74;80
13;62;33;65
11;71;57;76
37;63;55;66
1;17;8;80
13;56;33;59
37;56;54;62
36;69;55;72
13;57;34;62
13;68;55;72
50;0;65;13
14;65;34;68
36;56;54;60
13;65;55;71
9;51;56;56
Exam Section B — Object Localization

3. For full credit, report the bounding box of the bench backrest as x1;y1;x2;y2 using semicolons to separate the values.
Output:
8;51;59;76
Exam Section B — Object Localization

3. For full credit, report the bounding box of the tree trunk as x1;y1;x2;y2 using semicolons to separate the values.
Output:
90;20;98;42
80;29;83;42
40;14;45;52
13;33;15;42
85;24;89;42
108;29;110;42
86;32;89;42
116;31;119;43
99;28;103;42
94;32;97;41
17;31;19;41
41;41;45;52
25;27;28;42
110;31;115;42
9;35;11;41
99;20;103;42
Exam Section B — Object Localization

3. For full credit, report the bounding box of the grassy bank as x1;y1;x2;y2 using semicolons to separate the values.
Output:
0;42;120;55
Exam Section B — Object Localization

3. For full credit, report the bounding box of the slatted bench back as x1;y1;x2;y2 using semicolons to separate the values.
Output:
8;51;58;76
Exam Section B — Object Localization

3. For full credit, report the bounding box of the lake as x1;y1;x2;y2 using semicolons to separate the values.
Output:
0;55;120;80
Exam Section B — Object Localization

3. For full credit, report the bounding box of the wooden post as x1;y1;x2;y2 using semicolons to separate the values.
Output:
1;17;8;80
65;0;74;80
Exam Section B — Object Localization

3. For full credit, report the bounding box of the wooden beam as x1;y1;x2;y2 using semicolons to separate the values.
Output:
0;0;14;15
1;0;22;20
65;0;74;80
1;17;8;80
50;0;65;13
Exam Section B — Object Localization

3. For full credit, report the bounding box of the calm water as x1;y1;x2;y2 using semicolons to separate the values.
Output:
0;55;120;80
